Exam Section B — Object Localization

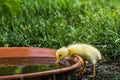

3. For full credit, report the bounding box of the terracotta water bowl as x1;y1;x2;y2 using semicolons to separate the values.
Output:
0;47;83;80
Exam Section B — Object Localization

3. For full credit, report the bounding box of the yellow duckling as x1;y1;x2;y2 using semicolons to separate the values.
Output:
56;44;101;77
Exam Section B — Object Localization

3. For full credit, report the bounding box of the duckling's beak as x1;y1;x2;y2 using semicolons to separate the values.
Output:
56;61;59;64
56;58;61;64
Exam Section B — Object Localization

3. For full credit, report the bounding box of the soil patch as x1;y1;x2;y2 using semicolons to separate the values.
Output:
74;61;120;80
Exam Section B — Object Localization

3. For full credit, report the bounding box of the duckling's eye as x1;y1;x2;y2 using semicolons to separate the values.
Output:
59;54;62;57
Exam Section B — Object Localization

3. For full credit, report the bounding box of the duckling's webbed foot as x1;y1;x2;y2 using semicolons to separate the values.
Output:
86;64;96;77
75;61;87;77
87;73;95;77
75;68;86;77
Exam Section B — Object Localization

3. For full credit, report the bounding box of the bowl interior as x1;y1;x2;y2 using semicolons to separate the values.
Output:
0;48;77;76
0;47;57;66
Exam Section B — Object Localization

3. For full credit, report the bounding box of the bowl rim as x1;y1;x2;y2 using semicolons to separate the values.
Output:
0;47;83;80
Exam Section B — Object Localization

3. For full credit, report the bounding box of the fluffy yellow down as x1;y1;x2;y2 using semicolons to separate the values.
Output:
56;44;101;64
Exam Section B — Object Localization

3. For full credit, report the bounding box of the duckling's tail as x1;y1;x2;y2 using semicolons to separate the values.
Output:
97;51;102;60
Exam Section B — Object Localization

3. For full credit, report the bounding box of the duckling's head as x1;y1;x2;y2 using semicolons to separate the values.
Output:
56;47;69;64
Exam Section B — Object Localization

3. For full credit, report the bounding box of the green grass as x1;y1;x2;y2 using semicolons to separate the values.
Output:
0;0;120;61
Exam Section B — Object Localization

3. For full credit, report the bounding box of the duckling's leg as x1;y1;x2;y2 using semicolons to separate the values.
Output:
87;64;96;77
76;61;87;77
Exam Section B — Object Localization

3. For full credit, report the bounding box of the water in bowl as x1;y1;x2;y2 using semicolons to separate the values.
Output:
0;59;73;76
